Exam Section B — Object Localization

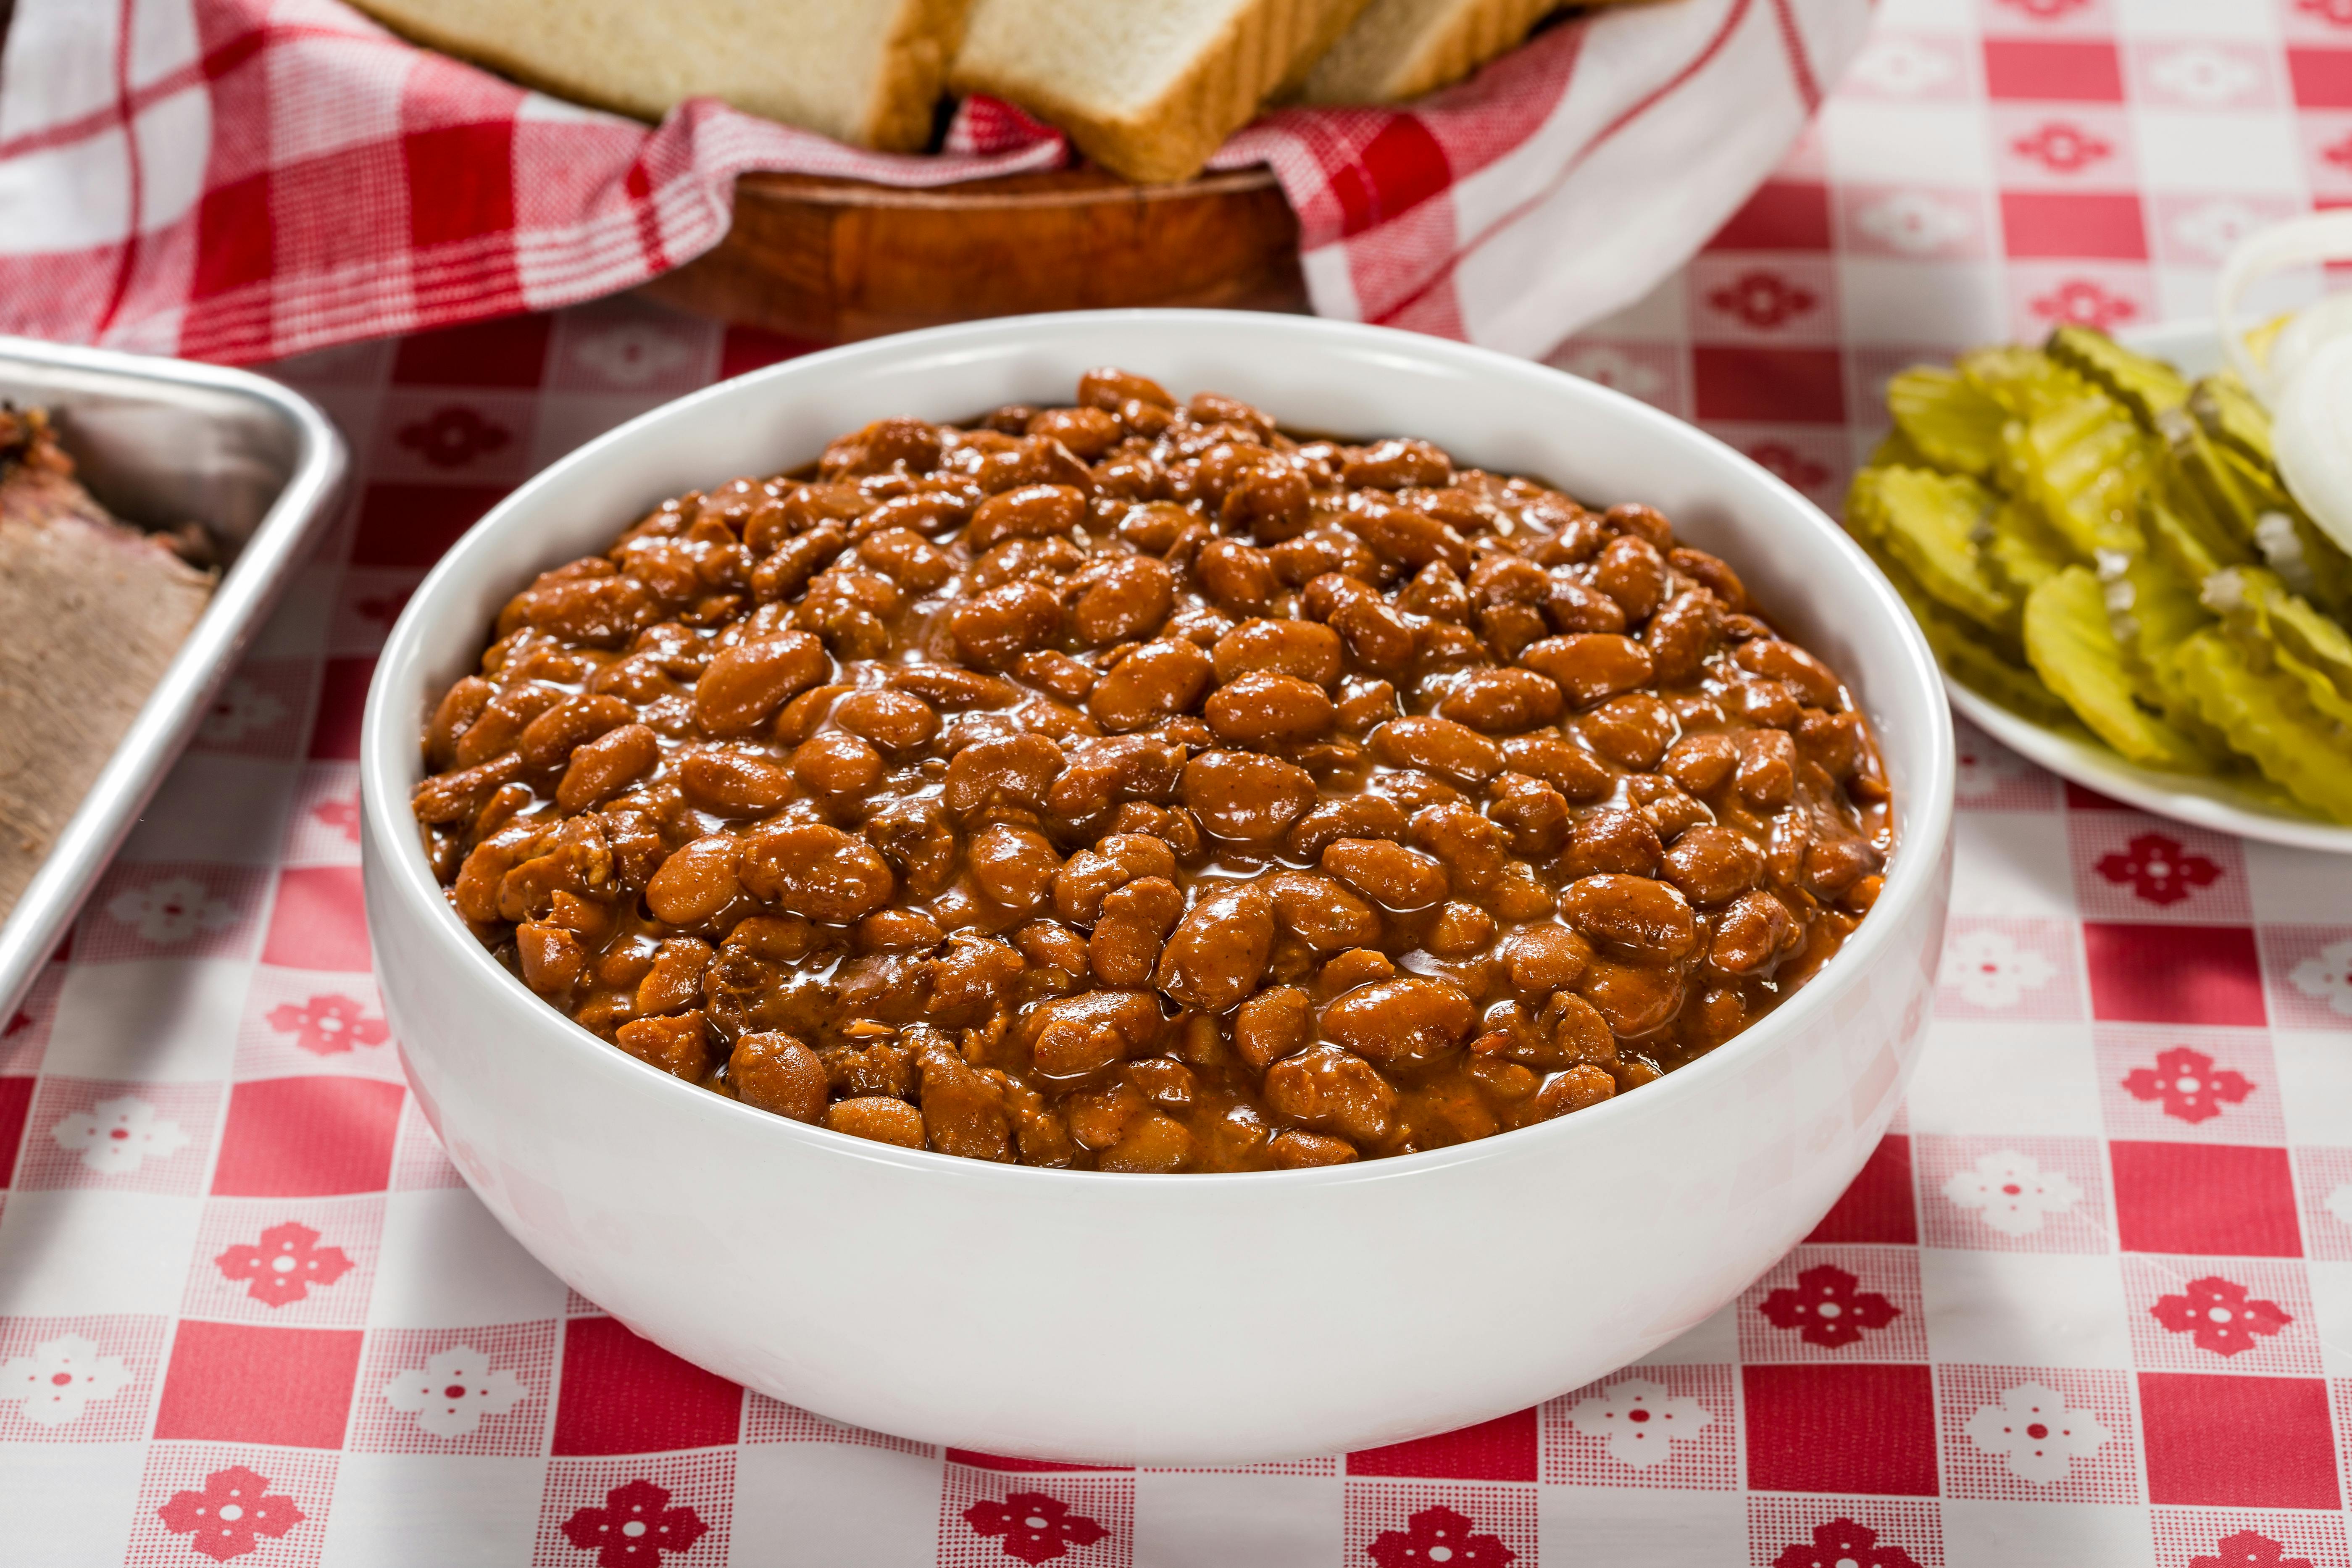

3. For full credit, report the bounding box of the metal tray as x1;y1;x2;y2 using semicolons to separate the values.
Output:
0;337;348;1016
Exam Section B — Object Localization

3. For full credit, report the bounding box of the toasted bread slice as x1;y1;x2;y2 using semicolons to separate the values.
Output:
1299;0;1573;104
346;0;972;151
951;0;1375;185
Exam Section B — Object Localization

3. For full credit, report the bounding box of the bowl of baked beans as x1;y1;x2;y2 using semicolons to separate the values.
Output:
360;310;1955;1463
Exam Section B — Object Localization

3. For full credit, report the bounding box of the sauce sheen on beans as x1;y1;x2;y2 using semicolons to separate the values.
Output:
416;373;1894;1172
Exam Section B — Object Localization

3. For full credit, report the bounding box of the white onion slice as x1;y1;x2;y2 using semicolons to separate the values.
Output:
2217;212;2352;554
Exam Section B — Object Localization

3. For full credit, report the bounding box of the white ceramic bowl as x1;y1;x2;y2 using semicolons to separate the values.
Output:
360;310;1955;1465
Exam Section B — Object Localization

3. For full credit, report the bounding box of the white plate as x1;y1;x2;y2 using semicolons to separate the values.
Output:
1937;318;2352;853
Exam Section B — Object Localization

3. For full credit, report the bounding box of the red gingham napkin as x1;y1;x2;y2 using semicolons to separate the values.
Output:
0;0;1869;366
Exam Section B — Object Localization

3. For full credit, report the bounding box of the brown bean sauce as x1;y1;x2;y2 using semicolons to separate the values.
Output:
414;370;1893;1172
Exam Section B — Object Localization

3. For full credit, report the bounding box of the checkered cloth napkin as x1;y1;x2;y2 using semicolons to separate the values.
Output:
0;0;1868;366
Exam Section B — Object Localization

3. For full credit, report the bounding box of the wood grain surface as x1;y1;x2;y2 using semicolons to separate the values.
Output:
638;166;1308;343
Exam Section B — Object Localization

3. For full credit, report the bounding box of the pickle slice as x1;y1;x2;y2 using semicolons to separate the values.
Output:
2023;566;2215;770
2047;324;2190;429
1849;466;2013;633
1985;497;2076;602
2175;628;2352;822
1887;366;2004;478
2202;565;2352;728
2003;387;2150;559
2191;370;2275;472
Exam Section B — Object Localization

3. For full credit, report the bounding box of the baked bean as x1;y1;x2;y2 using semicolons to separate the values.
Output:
1734;639;1845;709
646;836;743;927
1543;572;1628;635
1708;891;1797;975
1661;825;1763;906
1563;809;1663;881
1592;535;1668;623
825;1095;928;1147
1521;634;1653;708
1662;733;1737;796
832;688;939;753
414;751;525;826
427;676;495;768
1368;716;1502;786
1409;801;1510;895
1428;901;1498;957
1670;546;1748;611
1089;875;1183;984
1436;667;1563;734
949;580;1061;669
1194;537;1279;613
1318;948;1397;997
1321;837;1449;911
1264;1044;1397;1144
1504;925;1592;993
423;371;1889;1171
1026;405;1121;460
1181;750;1317;842
729;1034;832;1123
1499;733;1613;802
1795;709;1865;780
1576;959;1684;1036
676;747;795;816
966;483;1084;552
1024;990;1164;1082
1803;835;1878;900
694;631;828;736
1087;638;1213;731
1080;366;1174;411
737;823;894;923
516;921;586;999
1486;772;1571;858
1736;728;1798;809
617;1010;710;1078
553;724;657;814
1284;795;1410;861
1267;1129;1359;1167
454;681;563;768
790;732;885;795
1560;874;1700;963
942;733;1063;817
1234;986;1315;1071
1266;870;1384;952
1344;438;1452;490
1202;671;1334;746
969;823;1063;915
1534;1063;1616;1119
1156;883;1275;1013
1644;591;1721;684
1322;977;1473;1071
1581;693;1676;772
1213;618;1343;687
500;571;654;647
1345;497;1471;575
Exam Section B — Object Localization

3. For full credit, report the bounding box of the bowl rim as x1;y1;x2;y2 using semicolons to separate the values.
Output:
361;307;1956;1187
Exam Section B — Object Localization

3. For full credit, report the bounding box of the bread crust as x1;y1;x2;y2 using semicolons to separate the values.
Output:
347;0;970;151
952;0;1368;184
1300;0;1560;105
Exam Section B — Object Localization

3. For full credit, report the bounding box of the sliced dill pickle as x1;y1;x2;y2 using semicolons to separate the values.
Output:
2046;324;2189;429
2023;566;2215;770
1851;466;2013;632
2176;629;2352;822
1887;366;2005;478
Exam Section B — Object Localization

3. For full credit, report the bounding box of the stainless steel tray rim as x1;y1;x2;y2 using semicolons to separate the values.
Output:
0;335;350;1019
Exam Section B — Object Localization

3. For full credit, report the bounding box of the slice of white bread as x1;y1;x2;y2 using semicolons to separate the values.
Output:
1298;0;1577;104
951;0;1376;185
345;0;972;151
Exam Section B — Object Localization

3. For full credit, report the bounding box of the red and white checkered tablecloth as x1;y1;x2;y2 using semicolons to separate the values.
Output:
10;2;2352;1565
0;0;1865;367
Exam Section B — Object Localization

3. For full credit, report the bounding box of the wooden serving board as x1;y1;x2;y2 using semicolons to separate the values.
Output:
637;166;1308;345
